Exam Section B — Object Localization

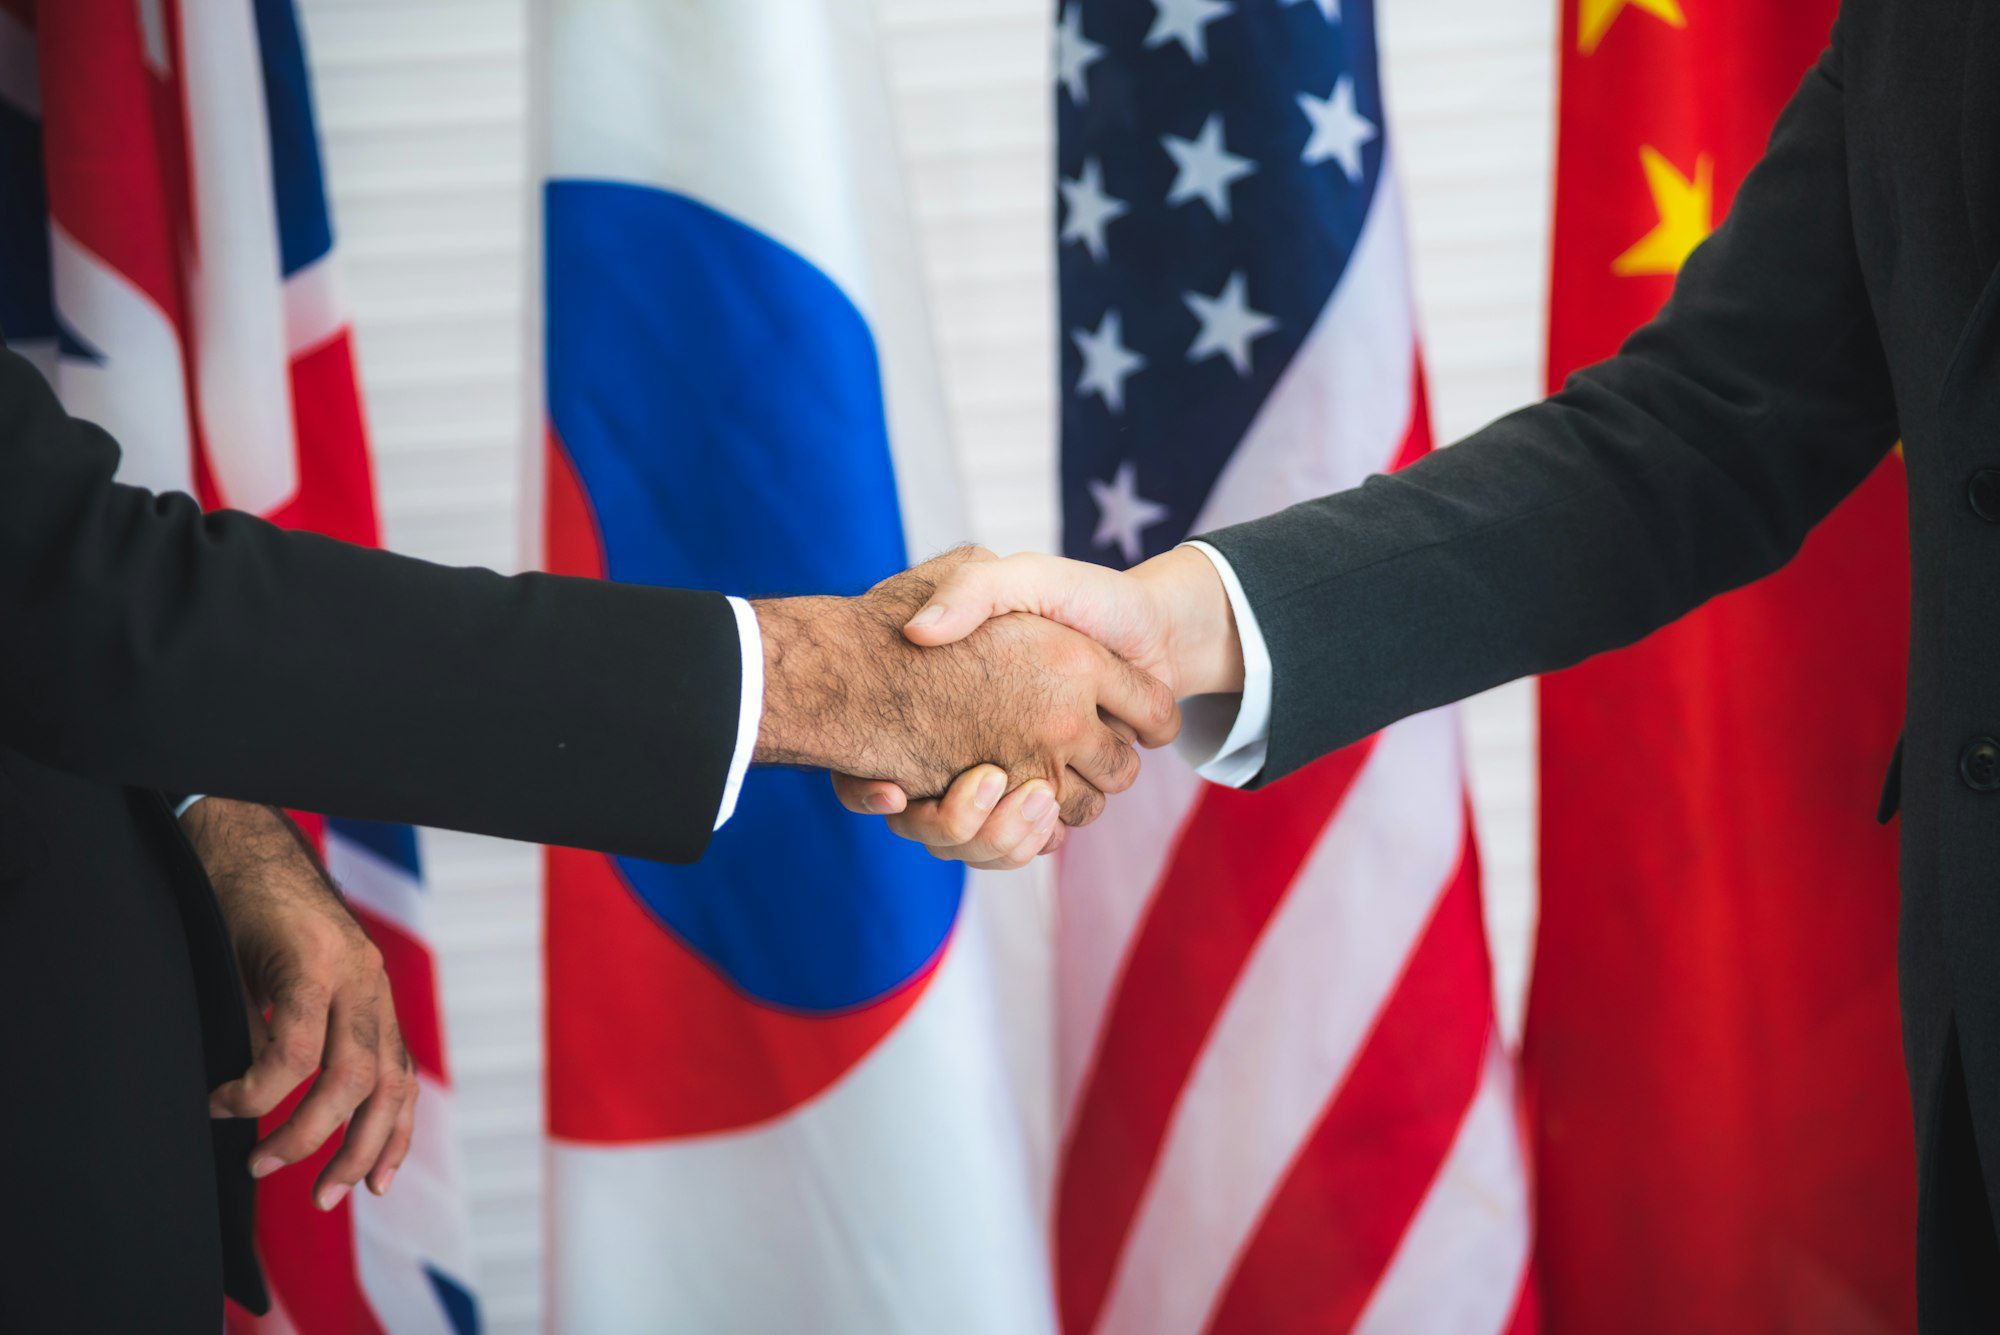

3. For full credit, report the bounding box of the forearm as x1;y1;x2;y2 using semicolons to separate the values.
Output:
0;349;739;863
1199;35;1897;783
180;799;326;895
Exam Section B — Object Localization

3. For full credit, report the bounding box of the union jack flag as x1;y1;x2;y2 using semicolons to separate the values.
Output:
1053;2;1536;1330
0;2;481;1330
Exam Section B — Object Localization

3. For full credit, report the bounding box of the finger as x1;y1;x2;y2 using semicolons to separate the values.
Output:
883;797;949;845
1057;769;1108;828
884;766;1009;848
927;780;1057;866
930;765;1009;845
370;1073;419;1197
903;552;1068;646
314;1060;405;1211
210;980;332;1119
970;789;1064;870
1094;656;1181;749
248;993;382;1182
321;1013;413;1207
831;773;908;815
1071;724;1142;797
1039;823;1069;856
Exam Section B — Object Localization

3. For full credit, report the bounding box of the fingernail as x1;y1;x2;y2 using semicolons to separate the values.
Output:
906;605;944;630
373;1168;396;1196
975;771;1005;811
317;1183;350;1212
208;1100;231;1119
251;1156;283;1179
1021;788;1055;824
865;791;896;814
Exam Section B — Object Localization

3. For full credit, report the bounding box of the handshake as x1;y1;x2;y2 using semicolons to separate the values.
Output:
753;544;1245;869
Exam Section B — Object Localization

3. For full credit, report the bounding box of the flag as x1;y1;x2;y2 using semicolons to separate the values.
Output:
0;2;484;1329
1052;3;1534;1332
1525;0;1915;1328
537;2;1051;1329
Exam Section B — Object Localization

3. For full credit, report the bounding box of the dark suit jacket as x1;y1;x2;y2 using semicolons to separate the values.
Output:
1203;0;2000;1293
0;345;741;1326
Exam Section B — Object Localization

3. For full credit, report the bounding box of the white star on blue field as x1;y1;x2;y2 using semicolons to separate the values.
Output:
1056;0;1387;567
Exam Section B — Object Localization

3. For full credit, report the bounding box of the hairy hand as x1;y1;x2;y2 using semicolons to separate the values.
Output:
186;799;415;1210
756;548;1180;825
833;546;1245;865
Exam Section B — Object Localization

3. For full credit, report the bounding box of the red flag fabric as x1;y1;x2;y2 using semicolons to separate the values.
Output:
1525;0;1915;1329
0;2;483;1327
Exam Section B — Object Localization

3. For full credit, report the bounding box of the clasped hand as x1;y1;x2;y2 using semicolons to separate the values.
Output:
766;544;1239;868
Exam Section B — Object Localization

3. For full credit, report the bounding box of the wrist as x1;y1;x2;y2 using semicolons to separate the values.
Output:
1133;545;1243;697
180;799;337;918
752;596;873;773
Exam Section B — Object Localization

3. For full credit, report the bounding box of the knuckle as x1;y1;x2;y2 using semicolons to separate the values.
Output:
1002;838;1040;870
1048;709;1087;746
332;1056;379;1098
285;979;334;1015
276;1033;322;1075
1058;637;1100;676
960;832;1004;864
943;806;984;844
231;1084;282;1117
1068;788;1107;827
377;1064;411;1102
347;1015;383;1054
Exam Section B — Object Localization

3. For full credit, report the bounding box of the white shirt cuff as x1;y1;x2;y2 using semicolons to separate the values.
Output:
716;595;762;830
173;794;209;819
1173;541;1273;789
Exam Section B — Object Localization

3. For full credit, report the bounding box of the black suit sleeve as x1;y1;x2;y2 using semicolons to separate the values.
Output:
0;347;741;864
1201;24;1899;784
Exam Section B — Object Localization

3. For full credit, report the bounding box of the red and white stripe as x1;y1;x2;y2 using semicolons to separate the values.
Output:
1054;164;1535;1335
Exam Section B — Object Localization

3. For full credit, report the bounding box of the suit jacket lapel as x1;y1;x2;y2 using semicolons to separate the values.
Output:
1941;0;2000;406
1963;0;2000;275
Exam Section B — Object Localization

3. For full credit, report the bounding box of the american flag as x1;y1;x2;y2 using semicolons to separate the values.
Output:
0;3;481;1329
1053;2;1536;1331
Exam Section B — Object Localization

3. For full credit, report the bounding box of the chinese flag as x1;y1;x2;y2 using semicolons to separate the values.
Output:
1524;0;1916;1330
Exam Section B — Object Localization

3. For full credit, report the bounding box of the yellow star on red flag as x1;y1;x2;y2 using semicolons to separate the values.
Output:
1613;146;1713;277
1578;0;1686;54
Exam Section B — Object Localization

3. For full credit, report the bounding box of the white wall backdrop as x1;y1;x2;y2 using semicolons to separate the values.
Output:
298;1;1556;1329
